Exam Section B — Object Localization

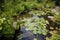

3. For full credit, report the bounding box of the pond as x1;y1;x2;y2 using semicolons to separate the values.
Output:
13;10;49;40
20;27;46;40
19;13;46;40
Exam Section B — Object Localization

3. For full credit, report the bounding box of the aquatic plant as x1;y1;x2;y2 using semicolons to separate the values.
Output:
20;17;49;35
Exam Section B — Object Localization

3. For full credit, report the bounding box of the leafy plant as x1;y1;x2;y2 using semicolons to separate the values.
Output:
54;14;60;23
0;18;15;39
50;34;60;40
20;17;48;35
46;31;60;40
29;10;47;16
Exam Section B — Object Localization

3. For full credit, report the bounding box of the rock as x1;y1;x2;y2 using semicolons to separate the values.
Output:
50;27;54;30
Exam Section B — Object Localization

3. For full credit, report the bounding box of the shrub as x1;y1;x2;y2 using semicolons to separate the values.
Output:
0;18;15;39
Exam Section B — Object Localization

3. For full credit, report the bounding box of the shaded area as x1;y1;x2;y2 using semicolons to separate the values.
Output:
20;27;46;40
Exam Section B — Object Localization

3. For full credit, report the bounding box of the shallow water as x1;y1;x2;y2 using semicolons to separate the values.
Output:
17;12;45;40
20;27;46;40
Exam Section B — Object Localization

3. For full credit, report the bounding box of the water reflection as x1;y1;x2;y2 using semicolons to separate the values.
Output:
21;27;46;40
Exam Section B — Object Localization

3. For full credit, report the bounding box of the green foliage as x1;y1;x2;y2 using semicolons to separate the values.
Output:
50;34;60;40
54;13;60;23
29;10;47;16
43;1;55;8
20;17;48;35
1;0;55;17
46;34;60;40
23;2;37;10
0;18;15;38
0;0;60;40
0;18;5;30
